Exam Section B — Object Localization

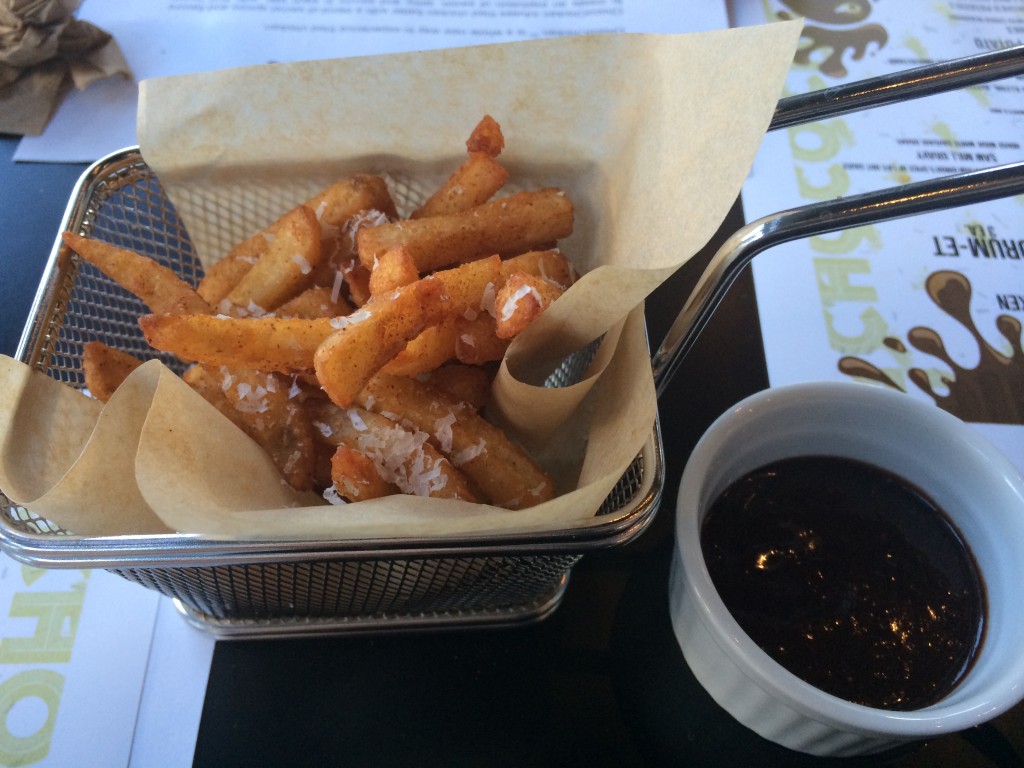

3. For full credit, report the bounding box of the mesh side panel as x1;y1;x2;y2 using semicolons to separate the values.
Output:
110;554;579;623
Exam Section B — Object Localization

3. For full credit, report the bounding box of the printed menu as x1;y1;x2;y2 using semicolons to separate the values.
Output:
729;0;1024;470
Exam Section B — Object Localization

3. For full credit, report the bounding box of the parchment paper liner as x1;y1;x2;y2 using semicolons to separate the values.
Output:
0;22;801;540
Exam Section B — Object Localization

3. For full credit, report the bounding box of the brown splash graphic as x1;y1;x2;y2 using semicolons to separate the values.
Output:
839;271;1024;424
777;0;888;79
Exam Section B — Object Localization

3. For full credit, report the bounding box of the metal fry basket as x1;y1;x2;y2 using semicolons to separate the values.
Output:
3;45;1023;639
0;147;663;639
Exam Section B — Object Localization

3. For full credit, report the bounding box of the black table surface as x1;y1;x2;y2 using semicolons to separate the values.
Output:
2;134;1022;767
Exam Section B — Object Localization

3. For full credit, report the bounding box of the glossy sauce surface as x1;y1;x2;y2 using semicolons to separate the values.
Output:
701;455;985;710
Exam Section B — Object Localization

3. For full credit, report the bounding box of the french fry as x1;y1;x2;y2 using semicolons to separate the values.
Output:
368;245;419;296
310;402;479;502
82;341;144;403
183;365;318;491
454;312;510;366
357;188;574;273
500;249;574;289
465;115;504;157
140;314;337;371
313;278;447;407
197;250;258;305
63;232;212;316
329;445;399;502
494;271;564;339
224;204;323;313
357;374;554;509
418;364;492;410
411;153;509;219
276;285;352;319
380;318;458;377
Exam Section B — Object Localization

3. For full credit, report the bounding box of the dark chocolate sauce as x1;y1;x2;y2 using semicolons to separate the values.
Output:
701;456;985;711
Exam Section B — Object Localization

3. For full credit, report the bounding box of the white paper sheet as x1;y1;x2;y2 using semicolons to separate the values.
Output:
16;0;731;163
730;0;1024;472
0;558;158;767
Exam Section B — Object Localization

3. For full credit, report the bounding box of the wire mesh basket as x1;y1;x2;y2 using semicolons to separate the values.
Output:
0;148;663;639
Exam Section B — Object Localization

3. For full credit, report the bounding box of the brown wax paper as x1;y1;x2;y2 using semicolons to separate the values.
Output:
0;0;131;135
0;22;802;540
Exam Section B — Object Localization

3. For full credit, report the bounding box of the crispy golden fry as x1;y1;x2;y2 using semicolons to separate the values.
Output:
63;232;212;316
276;285;352;319
368;245;419;296
330;445;399;501
494;271;564;339
418;364;492;410
500;249;574;289
82;341;144;403
313;278;446;407
140;314;337;371
380;318;458;377
465;115;504;157
309;175;398;230
357;188;574;273
357;374;554;509
454;312;510;365
427;254;502;314
411;153;509;219
183;365;318;491
196;250;257;305
224;205;323;313
310;402;479;501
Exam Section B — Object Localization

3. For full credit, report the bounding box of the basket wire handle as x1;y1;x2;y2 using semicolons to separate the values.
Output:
652;45;1024;398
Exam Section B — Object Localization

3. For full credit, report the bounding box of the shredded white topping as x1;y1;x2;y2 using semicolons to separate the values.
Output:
323;485;347;505
356;423;448;497
346;409;368;432
462;307;478;322
330;307;372;330
313;421;333;438
433;413;457;453
481;282;497;318
500;284;542;321
344;209;391;249
452;439;486;467
330;268;344;304
459;334;475;347
315;200;328;221
288;376;302;399
291;254;312;275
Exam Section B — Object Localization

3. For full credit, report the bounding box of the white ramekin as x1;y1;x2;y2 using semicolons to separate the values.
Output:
669;381;1024;757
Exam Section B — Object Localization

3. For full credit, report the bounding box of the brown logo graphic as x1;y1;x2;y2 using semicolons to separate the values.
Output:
777;0;888;78
838;271;1024;424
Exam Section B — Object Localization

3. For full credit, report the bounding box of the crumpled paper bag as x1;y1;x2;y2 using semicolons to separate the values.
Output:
0;0;131;135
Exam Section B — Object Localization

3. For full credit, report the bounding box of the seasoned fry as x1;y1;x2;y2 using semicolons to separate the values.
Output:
276;285;352;319
63;232;212;316
82;341;144;403
380;318;458;377
494;271;564;339
224;204;323;313
454;312;510;366
330;445;399;501
140;314;337;372
465;115;504;157
313;278;446;406
418;364;492;410
500;249;574;289
357;188;574;273
357;374;554;509
411;153;509;219
310;402;479;502
368;245;419;296
197;250;257;305
183;365;318;491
